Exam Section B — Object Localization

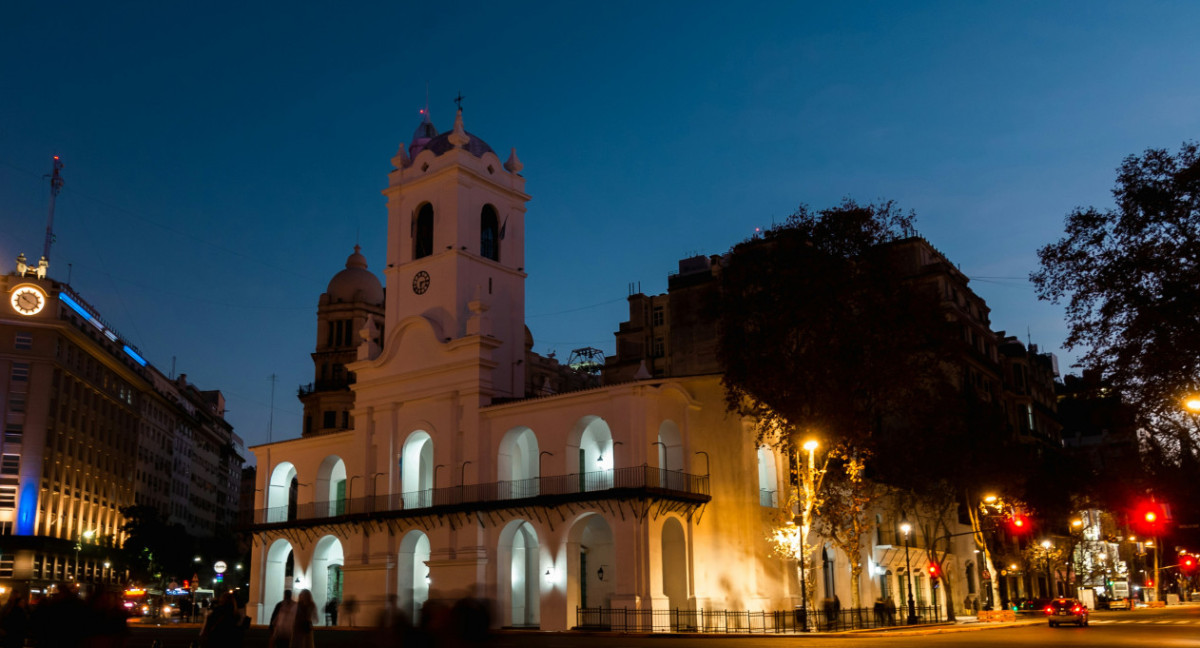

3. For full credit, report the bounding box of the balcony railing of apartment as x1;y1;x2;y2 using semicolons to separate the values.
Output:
247;466;709;527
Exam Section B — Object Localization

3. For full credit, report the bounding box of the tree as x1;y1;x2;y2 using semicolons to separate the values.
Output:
1032;142;1200;421
1033;142;1200;546
715;199;959;453
813;448;878;612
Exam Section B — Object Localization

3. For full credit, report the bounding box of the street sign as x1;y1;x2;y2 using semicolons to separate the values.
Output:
214;560;227;574
981;569;991;580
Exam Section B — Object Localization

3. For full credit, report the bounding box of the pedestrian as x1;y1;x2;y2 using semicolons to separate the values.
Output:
269;589;296;648
84;588;130;648
0;587;30;648
31;582;87;647
342;596;358;627
198;592;246;648
292;590;318;648
872;598;885;627
324;597;338;626
884;597;897;625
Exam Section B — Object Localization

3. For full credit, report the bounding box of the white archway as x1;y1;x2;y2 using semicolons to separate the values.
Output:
661;517;688;610
657;420;684;490
311;535;345;625
260;538;295;624
397;530;431;620
401;430;434;508
499;519;541;627
756;446;778;507
569;417;613;491
267;463;298;523
498;427;540;498
565;513;616;620
316;456;347;517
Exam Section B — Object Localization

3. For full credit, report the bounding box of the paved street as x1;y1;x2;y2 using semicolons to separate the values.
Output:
123;603;1200;648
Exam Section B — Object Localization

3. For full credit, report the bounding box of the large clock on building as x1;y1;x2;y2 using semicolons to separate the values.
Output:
10;285;46;316
412;270;431;295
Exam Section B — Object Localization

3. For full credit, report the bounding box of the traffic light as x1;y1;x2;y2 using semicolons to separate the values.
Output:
1133;501;1168;535
1008;512;1030;533
929;563;941;588
1181;556;1196;573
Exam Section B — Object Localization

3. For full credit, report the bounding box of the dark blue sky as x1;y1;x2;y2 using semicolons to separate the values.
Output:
3;2;1198;457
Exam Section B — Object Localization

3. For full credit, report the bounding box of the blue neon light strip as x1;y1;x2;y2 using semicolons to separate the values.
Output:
123;345;147;366
62;293;148;367
59;293;95;323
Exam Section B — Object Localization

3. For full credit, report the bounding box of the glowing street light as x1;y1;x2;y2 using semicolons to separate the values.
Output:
1041;540;1053;597
901;521;917;625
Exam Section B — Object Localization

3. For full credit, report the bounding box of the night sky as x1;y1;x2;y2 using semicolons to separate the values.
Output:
3;2;1198;458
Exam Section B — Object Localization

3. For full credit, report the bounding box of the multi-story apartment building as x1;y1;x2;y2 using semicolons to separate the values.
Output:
1;259;243;593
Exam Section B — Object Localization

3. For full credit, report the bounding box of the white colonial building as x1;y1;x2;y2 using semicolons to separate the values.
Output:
245;108;976;631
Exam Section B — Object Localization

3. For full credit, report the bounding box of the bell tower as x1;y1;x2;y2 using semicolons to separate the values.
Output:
377;108;530;398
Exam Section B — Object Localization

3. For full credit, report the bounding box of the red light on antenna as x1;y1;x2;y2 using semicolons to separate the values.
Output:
53;156;59;160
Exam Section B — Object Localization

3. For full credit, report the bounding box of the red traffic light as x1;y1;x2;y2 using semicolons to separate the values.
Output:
1009;512;1030;533
1181;556;1196;572
929;563;940;577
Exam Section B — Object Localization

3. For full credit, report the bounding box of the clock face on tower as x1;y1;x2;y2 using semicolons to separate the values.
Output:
412;271;431;295
10;285;46;316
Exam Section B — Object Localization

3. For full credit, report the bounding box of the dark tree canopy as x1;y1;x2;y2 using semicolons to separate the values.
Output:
714;199;960;454
1032;142;1200;415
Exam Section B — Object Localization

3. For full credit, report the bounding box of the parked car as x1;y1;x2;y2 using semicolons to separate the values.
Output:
1045;598;1089;627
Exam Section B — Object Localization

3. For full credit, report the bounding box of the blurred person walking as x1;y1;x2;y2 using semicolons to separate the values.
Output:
292;590;318;648
0;587;30;648
268;589;296;648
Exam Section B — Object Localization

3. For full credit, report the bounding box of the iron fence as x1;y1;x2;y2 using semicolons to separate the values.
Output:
575;604;943;633
250;465;709;525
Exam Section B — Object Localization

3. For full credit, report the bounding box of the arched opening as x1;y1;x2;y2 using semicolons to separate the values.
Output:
481;204;500;261
316;456;347;517
499;520;540;627
498;427;540;498
311;535;344;625
657;420;684;490
566;513;616;620
756;446;777;507
267;463;298;523
414;203;434;259
401;430;434;508
569;417;613;492
397;530;431;621
260;538;294;624
661;517;687;611
822;546;836;598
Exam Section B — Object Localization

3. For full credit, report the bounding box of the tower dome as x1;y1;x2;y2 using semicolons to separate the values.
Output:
326;245;384;304
404;109;495;165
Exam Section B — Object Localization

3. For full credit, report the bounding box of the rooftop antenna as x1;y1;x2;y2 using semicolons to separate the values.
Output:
267;374;277;443
43;156;64;263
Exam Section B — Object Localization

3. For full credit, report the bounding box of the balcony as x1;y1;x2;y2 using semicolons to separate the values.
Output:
245;466;710;528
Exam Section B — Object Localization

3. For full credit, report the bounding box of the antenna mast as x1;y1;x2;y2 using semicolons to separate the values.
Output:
267;374;277;443
43;156;64;263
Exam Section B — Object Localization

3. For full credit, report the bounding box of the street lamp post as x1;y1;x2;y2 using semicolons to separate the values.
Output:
794;516;809;632
1041;540;1053;598
901;521;917;625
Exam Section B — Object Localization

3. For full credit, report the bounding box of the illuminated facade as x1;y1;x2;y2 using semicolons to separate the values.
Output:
245;108;990;631
0;265;243;593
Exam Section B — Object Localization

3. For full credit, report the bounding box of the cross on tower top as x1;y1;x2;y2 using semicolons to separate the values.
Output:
454;91;465;111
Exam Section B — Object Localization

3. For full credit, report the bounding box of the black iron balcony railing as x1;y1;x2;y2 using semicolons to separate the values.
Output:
247;466;709;527
576;604;944;633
